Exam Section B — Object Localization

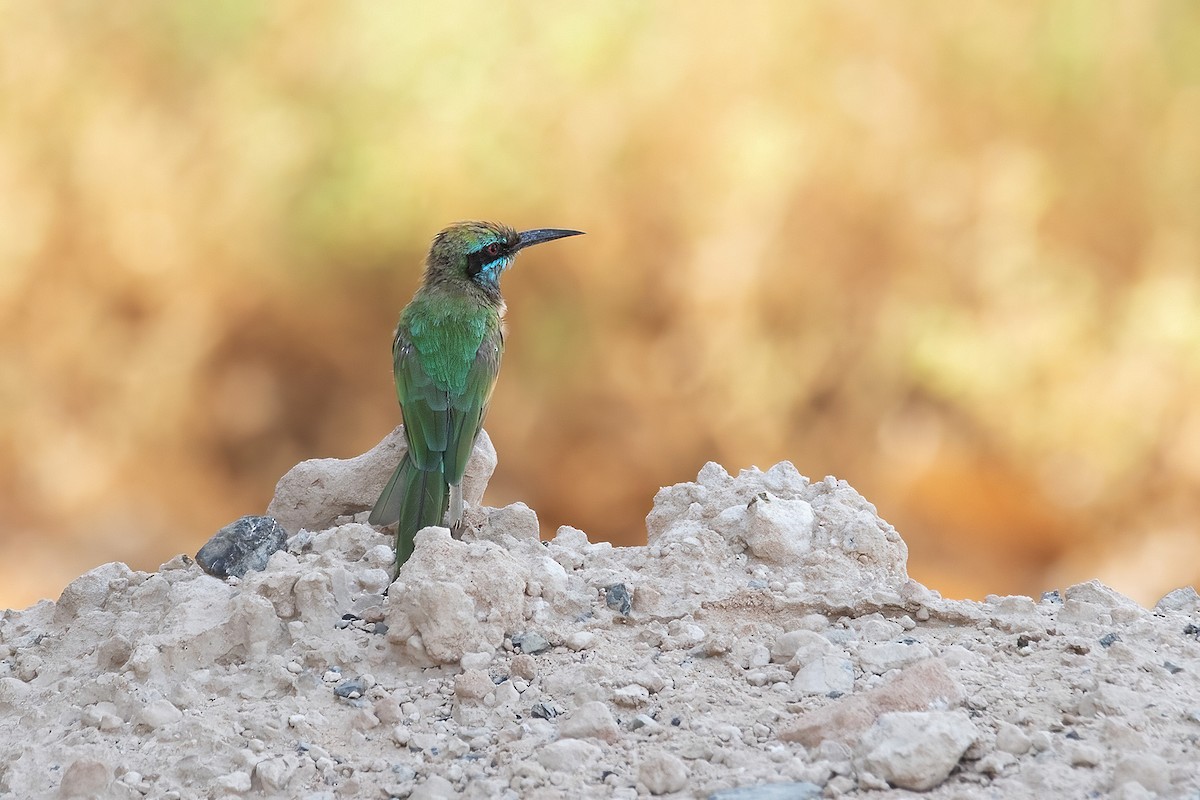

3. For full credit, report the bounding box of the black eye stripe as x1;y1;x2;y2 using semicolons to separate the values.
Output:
466;242;507;278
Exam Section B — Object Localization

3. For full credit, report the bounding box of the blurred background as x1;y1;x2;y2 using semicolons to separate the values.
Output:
2;2;1198;610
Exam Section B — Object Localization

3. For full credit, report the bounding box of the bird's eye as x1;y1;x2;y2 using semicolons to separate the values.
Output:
485;243;501;257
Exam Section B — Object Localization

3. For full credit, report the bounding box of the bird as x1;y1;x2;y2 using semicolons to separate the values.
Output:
369;221;584;568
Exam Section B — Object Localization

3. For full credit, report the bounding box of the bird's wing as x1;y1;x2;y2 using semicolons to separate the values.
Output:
393;328;451;473
444;323;503;485
393;320;502;483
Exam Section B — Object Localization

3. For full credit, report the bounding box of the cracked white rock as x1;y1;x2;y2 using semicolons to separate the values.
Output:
639;752;688;795
793;656;855;695
854;710;979;791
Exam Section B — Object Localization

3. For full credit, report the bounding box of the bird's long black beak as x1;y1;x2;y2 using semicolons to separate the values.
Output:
513;228;585;252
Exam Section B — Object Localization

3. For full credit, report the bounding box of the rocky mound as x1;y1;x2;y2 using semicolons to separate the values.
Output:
2;430;1198;799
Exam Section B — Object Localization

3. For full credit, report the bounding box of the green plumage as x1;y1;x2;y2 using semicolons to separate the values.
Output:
369;221;583;571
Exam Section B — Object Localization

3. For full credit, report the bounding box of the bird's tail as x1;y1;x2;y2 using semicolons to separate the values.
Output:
368;453;447;567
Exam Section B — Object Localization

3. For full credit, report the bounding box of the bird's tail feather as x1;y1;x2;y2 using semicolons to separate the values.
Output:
368;453;447;567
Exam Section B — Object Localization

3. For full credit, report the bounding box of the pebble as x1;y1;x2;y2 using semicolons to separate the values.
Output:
1154;586;1200;613
531;702;562;719
411;774;457;800
606;583;633;616
854;710;978;791
137;698;182;729
560;701;620;743
639;752;688;795
994;721;1032;754
857;641;934;675
453;669;493;702
536;738;602;772
565;631;597;651
511;631;551;655
460;651;493;671
631;713;661;732
613;684;651;707
509;654;537;680
1068;743;1104;767
633;669;670;694
1111;753;1172;794
709;780;823;799
195;515;288;579
792;656;854;695
216;771;252;793
59;759;111;799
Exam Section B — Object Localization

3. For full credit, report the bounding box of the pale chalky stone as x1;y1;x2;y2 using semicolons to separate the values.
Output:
854;710;978;791
639;752;688;795
560;701;620;743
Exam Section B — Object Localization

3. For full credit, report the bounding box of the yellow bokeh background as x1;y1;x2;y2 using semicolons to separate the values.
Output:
2;2;1199;609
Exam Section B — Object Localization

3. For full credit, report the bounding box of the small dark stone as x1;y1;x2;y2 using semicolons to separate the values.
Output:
1164;661;1184;674
531;702;561;719
1041;590;1063;604
707;781;823;800
1017;635;1033;649
371;622;388;636
1184;623;1200;638
341;613;360;621
511;631;551;654
605;584;632;617
1099;633;1120;648
827;691;844;699
1065;729;1082;740
671;717;682;727
334;678;367;699
195;515;288;579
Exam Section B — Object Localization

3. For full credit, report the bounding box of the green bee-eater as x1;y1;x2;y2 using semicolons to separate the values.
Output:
369;221;583;567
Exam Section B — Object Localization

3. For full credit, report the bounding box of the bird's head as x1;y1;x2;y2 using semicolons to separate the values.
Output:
424;221;583;299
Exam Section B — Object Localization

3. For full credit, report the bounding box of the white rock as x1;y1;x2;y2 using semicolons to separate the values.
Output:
1068;743;1104;767
480;502;540;542
254;755;301;791
774;630;834;666
854;710;978;791
384;529;530;665
411;774;458;799
216;770;252;793
1111;753;1172;794
536;738;602;772
55;562;136;624
59;758;112;799
454;669;493;703
565;631;597;651
560;701;620;743
136;698;182;729
793;656;855;695
459;651;493;671
994;721;1031;754
742;494;816;563
639;752;688;795
613;684;651;707
1154;586;1200;614
858;641;934;675
268;426;496;533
